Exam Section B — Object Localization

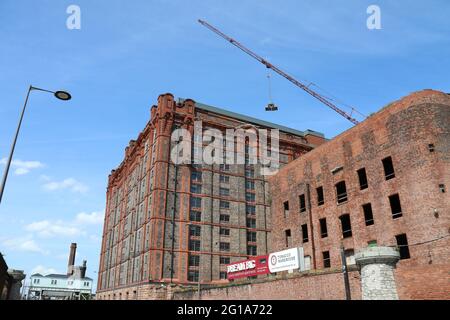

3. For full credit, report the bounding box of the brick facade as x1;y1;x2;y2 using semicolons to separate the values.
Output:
96;93;325;298
97;89;449;300
268;90;450;299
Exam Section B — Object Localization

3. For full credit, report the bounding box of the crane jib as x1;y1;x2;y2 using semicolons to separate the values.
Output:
198;19;360;125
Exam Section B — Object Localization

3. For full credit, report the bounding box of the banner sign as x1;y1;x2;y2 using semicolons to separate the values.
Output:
268;247;304;273
226;255;269;280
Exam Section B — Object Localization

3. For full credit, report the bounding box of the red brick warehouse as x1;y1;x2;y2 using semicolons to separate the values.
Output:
268;90;450;299
96;93;326;299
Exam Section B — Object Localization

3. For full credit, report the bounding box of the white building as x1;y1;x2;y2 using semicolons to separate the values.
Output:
27;243;94;300
28;273;93;300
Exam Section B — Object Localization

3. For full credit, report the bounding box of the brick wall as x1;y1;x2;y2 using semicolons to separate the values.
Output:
267;90;450;299
395;264;450;300
173;269;361;300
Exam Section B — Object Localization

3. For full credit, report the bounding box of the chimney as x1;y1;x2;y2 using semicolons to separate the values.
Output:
81;260;87;278
67;243;77;275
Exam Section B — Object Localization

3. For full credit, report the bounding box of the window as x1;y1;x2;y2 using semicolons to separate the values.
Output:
220;200;230;209
220;242;230;252
319;218;328;238
220;257;230;265
316;187;324;206
246;193;255;202
246;218;256;229
51;280;57;285
368;240;377;247
189;239;201;251
396;234;410;259
245;181;255;190
428;143;435;152
363;203;374;226
220;272;227;280
357;168;368;190
246;205;256;215
220;164;230;171
299;195;306;212
220;228;230;236
247;245;257;256
189;255;200;267
191;171;202;182
191;184;202;194
188;270;199;282
280;153;289;163
304;256;311;271
285;229;292;247
247;231;257;242
323;251;331;268
220;214;230;222
190;210;201;222
220;187;230;196
339;214;352;238
389;194;403;219
190;197;202;208
344;249;356;265
439;184;446;193
335;181;348;203
301;224;309;243
245;168;254;178
284;200;290;217
189;225;201;237
382;156;395;180
220;175;229;183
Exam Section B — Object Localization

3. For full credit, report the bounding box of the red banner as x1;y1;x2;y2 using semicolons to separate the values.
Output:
226;255;269;280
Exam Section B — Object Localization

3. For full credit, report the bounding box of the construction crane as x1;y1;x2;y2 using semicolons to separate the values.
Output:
198;19;360;125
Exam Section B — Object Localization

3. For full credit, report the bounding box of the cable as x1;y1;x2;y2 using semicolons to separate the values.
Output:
391;234;450;248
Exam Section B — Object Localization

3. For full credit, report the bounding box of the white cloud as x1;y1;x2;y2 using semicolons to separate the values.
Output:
25;220;84;238
31;265;58;276
89;234;101;243
42;177;89;193
0;158;44;175
23;210;104;240
74;211;104;225
1;236;48;255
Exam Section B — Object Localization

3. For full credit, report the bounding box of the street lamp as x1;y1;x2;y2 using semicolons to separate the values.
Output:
0;85;72;205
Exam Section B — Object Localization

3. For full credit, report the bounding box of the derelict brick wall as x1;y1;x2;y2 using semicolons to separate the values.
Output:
395;263;450;300
172;269;361;300
268;90;450;294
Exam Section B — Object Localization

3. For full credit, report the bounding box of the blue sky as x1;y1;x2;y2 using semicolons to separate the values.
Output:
0;0;449;291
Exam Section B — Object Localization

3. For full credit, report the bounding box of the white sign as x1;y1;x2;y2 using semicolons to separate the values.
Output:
269;247;305;273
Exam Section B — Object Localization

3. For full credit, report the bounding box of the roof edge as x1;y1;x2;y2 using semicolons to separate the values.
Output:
180;99;325;138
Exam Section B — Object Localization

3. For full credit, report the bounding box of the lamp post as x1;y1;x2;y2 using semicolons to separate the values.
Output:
0;85;71;205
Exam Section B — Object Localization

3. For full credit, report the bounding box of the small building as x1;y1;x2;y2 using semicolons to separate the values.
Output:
28;273;93;300
0;253;26;300
27;243;93;300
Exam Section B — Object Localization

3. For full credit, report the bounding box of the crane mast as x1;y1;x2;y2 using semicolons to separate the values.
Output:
198;19;359;125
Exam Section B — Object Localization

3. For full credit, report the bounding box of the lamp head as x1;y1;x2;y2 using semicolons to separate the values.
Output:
54;91;71;101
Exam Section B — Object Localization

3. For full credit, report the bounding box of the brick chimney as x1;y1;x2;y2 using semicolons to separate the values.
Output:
81;260;87;278
67;243;77;275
